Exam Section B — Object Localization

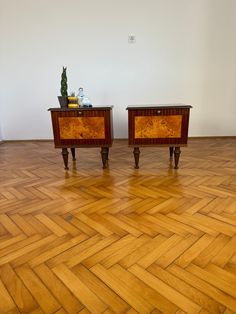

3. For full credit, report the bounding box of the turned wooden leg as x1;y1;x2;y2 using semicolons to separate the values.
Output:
133;147;140;169
70;148;76;161
101;147;108;169
169;147;174;160
62;148;69;170
174;147;181;169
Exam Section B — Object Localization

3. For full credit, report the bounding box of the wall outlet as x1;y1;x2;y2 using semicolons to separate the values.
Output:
128;35;136;43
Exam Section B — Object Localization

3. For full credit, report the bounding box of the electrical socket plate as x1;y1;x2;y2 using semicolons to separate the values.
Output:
128;35;136;43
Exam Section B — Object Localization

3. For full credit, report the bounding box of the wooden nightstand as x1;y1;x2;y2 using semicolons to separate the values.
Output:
126;105;192;169
49;107;113;169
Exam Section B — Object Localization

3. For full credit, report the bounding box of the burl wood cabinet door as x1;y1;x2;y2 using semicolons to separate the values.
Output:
58;116;105;140
134;115;183;139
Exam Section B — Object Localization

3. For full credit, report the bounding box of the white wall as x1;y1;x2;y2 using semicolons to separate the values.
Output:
0;0;236;140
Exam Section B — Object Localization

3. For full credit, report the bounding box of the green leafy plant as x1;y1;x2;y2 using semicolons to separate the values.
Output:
60;66;68;97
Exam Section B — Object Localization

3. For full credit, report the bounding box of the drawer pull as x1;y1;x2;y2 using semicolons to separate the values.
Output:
157;110;161;114
78;111;83;115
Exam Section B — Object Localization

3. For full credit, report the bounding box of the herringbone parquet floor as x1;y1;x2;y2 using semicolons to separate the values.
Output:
0;138;236;314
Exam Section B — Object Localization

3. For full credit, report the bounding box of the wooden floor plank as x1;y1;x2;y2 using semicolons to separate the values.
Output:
46;234;103;268
52;263;108;313
66;234;119;268
129;264;201;313
211;234;236;267
148;264;224;313
109;264;179;313
35;214;67;237
101;235;150;268
168;264;236;312
0;214;22;236
119;234;165;269
0;235;56;266
0;277;17;313
91;263;155;313
0;264;38;313
29;233;88;267
34;263;84;313
82;234;136;268
186;263;236;298
193;234;231;267
15;264;61;314
72;264;130;313
138;234;182;268
0;234;26;250
175;234;215;268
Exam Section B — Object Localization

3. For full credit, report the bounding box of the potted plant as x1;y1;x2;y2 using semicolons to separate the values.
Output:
68;91;79;108
58;66;68;108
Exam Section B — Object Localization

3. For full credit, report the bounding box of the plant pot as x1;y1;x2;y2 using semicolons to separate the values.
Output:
58;96;68;108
